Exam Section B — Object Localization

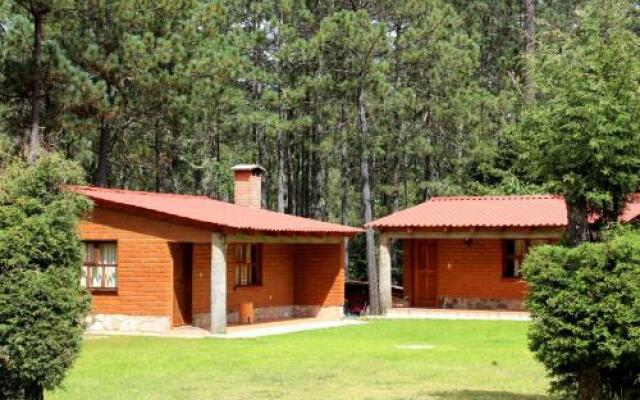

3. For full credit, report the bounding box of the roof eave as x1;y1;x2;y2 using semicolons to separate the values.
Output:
370;224;568;232
86;197;362;237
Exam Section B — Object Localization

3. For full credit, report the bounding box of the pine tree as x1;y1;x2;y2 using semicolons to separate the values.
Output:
521;0;640;246
315;9;390;313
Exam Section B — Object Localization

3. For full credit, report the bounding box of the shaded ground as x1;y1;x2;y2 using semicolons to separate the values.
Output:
49;320;552;400
432;391;550;400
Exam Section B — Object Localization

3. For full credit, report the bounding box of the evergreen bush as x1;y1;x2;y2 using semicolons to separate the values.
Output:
523;230;640;399
0;154;91;400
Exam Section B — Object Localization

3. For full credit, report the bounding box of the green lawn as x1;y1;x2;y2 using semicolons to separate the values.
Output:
48;320;552;400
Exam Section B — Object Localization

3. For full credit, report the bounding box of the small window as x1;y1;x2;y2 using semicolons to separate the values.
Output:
82;241;118;291
234;244;262;287
503;239;527;278
502;239;553;278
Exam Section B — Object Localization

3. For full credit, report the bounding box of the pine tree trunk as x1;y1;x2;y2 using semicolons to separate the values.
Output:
27;12;44;164
341;101;350;282
311;121;325;219
277;130;287;213
523;0;536;104
95;117;111;187
391;154;400;214
286;141;294;213
358;87;380;315
169;125;179;192
154;124;162;192
253;81;267;208
390;152;401;286
301;134;308;216
424;153;437;201
577;367;602;400
25;383;44;400
209;118;220;199
566;202;591;247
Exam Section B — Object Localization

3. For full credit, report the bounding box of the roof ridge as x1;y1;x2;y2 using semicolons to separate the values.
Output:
74;185;213;201
431;194;561;201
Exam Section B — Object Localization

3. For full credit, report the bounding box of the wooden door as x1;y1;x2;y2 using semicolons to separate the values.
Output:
172;243;193;327
413;241;438;307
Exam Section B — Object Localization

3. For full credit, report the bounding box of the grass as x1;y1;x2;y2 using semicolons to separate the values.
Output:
48;320;552;400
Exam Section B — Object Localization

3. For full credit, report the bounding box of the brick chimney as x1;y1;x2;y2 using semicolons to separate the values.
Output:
231;164;265;209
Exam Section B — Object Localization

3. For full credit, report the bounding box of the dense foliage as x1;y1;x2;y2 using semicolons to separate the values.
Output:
0;0;597;280
523;229;640;399
0;154;91;400
520;0;640;245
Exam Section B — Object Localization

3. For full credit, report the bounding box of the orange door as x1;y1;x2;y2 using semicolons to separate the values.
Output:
413;241;438;307
172;243;193;327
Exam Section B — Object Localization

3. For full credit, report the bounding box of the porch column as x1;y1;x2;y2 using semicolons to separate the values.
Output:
378;233;392;314
210;232;227;334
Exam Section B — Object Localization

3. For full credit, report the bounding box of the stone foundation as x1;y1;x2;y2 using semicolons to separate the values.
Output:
440;297;524;311
87;314;171;333
294;305;344;319
192;313;211;330
91;305;344;333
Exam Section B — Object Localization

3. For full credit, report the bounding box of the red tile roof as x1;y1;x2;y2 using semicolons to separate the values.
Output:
368;195;567;229
71;186;362;236
368;194;640;230
621;201;640;222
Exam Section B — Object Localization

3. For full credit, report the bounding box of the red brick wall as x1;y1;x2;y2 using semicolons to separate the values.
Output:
227;243;295;312
293;243;344;307
79;207;211;317
192;243;211;316
233;170;262;209
435;239;527;302
81;207;345;321
193;242;345;315
192;243;296;315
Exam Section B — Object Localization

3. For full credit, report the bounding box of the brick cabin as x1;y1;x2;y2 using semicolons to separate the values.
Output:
73;165;361;334
369;195;640;312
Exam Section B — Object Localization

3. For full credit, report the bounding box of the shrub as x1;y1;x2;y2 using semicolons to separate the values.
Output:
0;154;91;400
523;230;640;399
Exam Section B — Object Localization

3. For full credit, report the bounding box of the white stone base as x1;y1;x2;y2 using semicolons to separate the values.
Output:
256;306;294;321
90;306;345;333
440;296;524;311
294;305;344;319
87;314;171;334
192;313;211;330
194;305;344;330
383;307;530;321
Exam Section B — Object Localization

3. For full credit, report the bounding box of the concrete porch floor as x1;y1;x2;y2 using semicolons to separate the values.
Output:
87;317;365;340
383;307;531;321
